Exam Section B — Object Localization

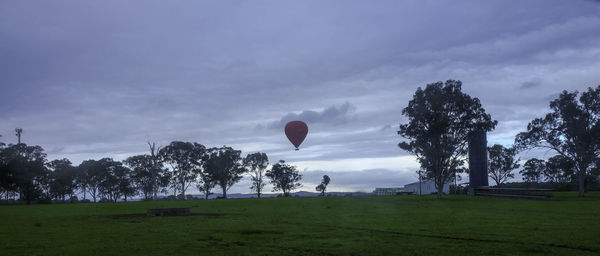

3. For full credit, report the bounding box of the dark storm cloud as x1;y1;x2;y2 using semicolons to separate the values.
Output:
1;0;600;189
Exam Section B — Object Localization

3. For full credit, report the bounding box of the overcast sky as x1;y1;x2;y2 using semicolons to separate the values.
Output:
1;1;600;194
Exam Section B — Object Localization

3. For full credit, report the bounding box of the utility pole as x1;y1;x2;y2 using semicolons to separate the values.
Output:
15;128;23;144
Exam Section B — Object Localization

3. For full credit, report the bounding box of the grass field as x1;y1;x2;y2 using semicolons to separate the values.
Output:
1;192;599;256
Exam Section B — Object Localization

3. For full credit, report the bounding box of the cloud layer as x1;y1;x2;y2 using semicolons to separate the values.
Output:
1;0;600;192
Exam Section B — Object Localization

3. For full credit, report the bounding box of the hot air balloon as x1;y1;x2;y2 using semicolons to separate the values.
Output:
285;121;308;150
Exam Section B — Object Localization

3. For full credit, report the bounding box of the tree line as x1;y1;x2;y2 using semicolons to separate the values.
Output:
398;80;600;198
0;140;327;204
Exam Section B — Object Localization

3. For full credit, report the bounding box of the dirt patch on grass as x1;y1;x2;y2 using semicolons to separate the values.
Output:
239;229;284;235
109;212;225;219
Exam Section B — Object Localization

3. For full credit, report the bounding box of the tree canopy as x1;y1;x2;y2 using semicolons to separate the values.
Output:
203;146;246;199
515;85;600;196
398;80;497;198
487;144;519;186
266;160;302;197
243;152;269;198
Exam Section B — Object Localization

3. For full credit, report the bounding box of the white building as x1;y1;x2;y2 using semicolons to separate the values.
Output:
404;180;449;195
373;187;404;196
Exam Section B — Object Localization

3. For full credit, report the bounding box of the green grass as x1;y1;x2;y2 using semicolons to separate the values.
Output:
1;192;599;256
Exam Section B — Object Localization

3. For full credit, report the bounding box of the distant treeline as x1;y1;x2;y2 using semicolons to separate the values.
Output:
0;141;317;204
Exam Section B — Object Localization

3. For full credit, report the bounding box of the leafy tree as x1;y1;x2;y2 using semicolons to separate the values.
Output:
243;152;269;198
520;158;545;183
125;153;169;200
116;165;136;202
545;155;575;183
159;141;206;200
77;160;104;202
515;86;600;196
47;158;77;202
196;172;216;200
96;158;122;202
487;144;520;186
315;175;330;196
203;146;246;199
0;144;48;204
0;140;16;200
266;160;302;197
398;80;497;199
124;155;154;200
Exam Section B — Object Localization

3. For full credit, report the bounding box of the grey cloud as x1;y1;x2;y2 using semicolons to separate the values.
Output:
1;0;600;190
520;78;542;89
268;102;357;129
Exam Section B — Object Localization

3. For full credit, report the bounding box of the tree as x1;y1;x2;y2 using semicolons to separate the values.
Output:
398;80;497;199
515;86;600;196
545;155;575;183
315;175;330;196
487;144;519;186
125;155;154;200
77;160;104;202
203;146;246;199
520;158;545;183
125;153;169;200
148;142;166;199
115;166;136;202
159;141;206;200
47;158;77;202
266;160;302;197
196;172;216;200
0;143;48;204
97;158;123;202
243;152;269;198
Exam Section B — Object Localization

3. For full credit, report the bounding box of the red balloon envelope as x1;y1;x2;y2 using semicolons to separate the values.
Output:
285;121;308;150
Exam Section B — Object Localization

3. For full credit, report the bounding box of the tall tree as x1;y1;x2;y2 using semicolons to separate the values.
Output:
77;160;104;202
545;155;575;183
196;172;216;200
243;152;269;198
0;144;48;204
0;140;16;200
47;158;77;202
487;144;519;186
266;160;302;197
97;158;124;202
203;146;246;199
125;153;169;200
125;155;154;200
398;80;497;199
315;175;330;196
148;142;165;199
520;158;545;183
159;141;206;200
515;86;600;196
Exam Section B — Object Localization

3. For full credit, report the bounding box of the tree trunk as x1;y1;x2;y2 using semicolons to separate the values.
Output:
578;171;585;197
436;178;443;199
181;181;186;200
222;185;227;199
